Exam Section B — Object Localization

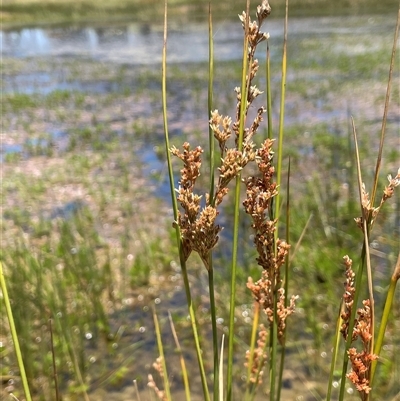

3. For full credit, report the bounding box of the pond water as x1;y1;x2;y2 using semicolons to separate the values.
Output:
1;15;394;65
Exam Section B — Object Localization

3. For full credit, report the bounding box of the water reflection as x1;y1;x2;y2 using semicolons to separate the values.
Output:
1;21;269;63
1;16;393;65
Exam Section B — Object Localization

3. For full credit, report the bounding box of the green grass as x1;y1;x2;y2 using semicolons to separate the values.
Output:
1;0;398;28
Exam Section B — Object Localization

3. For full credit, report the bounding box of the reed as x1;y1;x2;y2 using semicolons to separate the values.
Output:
1;0;399;400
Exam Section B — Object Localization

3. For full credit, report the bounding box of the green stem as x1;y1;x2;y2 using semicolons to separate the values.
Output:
277;158;291;401
244;302;260;401
370;252;400;384
153;309;172;401
207;6;219;399
209;259;219;400
162;2;210;400
326;302;344;401
266;41;273;140
227;1;250;399
271;2;288;400
208;1;215;202
275;0;288;224
0;261;33;401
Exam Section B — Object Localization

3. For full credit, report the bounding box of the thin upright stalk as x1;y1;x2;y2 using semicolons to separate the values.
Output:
0;261;33;401
277;158;291;401
266;41;273;140
244;302;260;401
370;6;400;208
49;318;61;401
208;2;215;201
168;312;192;401
370;252;400;384
209;264;219;400
275;0;288;223
338;120;369;401
326;302;345;401
226;1;250;399
162;2;210;400
153;310;172;401
270;2;288;400
207;5;220;399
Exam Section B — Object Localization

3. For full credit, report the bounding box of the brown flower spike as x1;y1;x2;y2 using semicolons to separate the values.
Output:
340;256;378;396
245;139;297;342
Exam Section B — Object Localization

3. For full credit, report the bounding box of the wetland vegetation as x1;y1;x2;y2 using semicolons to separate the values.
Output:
1;1;399;400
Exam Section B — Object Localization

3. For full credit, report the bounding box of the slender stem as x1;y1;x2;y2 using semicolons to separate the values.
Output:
209;262;219;400
338;119;368;401
326;302;345;401
370;7;399;207
244;302;260;401
266;41;273;140
207;5;219;399
208;1;215;202
370;252;400;384
275;0;288;224
49;318;61;401
227;1;250;399
168;312;192;401
0;261;33;401
162;2;210;400
277;158;291;401
271;2;289;400
153;309;172;401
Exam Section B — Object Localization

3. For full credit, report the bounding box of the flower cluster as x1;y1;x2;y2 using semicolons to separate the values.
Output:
340;255;356;339
355;167;400;229
346;300;378;394
172;2;272;272
171;143;221;269
340;257;378;395
245;139;297;342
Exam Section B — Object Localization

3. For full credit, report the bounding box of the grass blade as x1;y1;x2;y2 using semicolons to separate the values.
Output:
226;1;250;399
168;312;191;401
153;309;172;401
0;261;33;401
162;2;210;400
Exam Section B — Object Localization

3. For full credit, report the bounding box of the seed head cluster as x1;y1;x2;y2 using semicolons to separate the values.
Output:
172;0;297;387
340;256;378;395
355;167;400;230
245;139;297;342
172;1;273;272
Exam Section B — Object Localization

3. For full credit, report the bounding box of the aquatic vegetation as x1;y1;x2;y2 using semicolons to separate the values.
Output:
1;1;399;400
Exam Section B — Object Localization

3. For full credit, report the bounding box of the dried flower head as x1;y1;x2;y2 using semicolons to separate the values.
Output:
245;139;297;340
340;255;356;339
341;285;378;396
347;347;378;394
256;0;272;26
355;167;399;230
380;167;400;205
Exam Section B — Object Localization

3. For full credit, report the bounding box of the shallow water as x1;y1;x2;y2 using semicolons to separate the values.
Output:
1;15;394;66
